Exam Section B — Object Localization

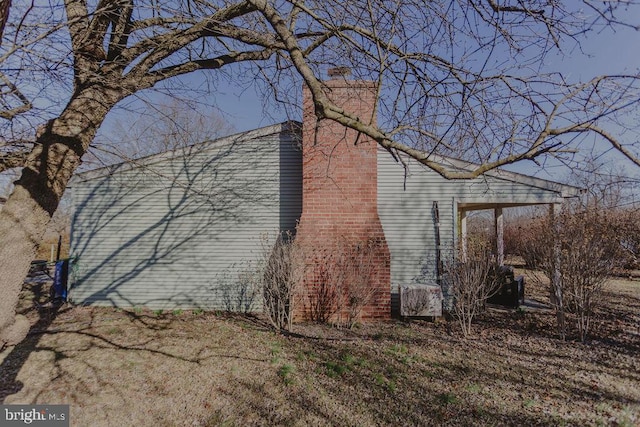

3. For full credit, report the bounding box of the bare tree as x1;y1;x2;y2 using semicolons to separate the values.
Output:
1;1;640;346
568;156;640;210
85;100;236;169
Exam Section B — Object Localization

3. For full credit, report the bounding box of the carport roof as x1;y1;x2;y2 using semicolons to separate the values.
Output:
426;154;583;200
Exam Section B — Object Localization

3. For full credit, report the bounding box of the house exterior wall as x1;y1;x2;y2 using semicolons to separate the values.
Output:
69;124;302;310
377;150;566;311
67;100;575;317
377;151;456;313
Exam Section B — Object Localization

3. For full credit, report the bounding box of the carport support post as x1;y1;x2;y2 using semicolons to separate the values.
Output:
460;209;468;262
494;207;504;266
549;202;565;340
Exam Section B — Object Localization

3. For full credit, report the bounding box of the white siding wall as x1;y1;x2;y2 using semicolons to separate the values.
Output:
69;125;301;310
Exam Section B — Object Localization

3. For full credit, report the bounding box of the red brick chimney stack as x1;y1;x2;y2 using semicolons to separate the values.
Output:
296;69;391;321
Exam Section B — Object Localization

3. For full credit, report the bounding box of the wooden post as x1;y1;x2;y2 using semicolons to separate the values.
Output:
494;207;504;266
549;203;565;340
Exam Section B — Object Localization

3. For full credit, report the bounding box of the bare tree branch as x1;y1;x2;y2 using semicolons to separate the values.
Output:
2;0;640;347
0;145;30;172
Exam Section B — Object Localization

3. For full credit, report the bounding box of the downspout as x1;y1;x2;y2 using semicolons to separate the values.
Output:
56;234;62;261
433;201;442;288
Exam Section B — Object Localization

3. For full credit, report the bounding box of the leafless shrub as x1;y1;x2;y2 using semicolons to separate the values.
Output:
444;242;497;337
519;215;567;339
502;208;547;266
261;232;303;332
305;249;341;324
220;266;260;314
342;240;379;328
517;219;548;269
521;208;623;342
610;209;640;271
465;212;494;250
304;238;379;328
559;211;621;342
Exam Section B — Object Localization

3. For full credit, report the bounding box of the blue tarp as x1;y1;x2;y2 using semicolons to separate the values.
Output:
53;259;69;301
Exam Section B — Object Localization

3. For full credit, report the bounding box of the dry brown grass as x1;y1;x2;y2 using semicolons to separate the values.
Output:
1;274;638;426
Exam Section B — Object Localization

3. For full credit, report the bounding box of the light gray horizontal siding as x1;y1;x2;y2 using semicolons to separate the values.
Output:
69;126;302;311
378;153;456;293
377;149;565;300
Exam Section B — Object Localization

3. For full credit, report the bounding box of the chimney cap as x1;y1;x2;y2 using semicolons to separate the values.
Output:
327;67;352;78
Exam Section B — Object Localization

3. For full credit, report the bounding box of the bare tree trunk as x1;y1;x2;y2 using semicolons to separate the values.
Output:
0;86;119;347
0;0;10;45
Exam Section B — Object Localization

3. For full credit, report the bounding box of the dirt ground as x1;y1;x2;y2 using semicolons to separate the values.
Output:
1;271;638;426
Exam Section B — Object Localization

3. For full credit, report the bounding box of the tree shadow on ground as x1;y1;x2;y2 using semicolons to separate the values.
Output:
0;279;69;402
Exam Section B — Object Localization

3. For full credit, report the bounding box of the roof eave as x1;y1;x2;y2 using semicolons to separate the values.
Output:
71;121;301;183
387;151;584;199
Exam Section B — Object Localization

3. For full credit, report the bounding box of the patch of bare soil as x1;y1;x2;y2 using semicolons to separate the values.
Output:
1;274;638;426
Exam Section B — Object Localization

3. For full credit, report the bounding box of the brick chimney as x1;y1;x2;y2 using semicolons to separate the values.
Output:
295;69;391;321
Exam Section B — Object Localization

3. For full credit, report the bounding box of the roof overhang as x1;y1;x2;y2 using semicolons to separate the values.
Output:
423;154;584;199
